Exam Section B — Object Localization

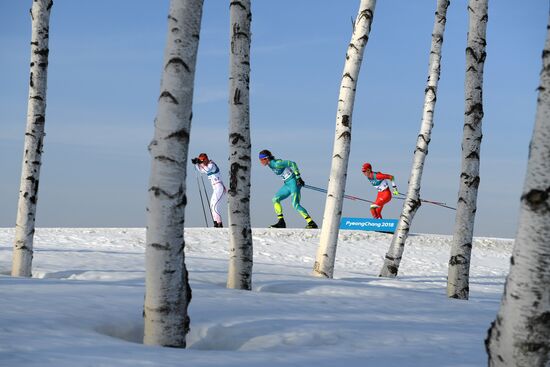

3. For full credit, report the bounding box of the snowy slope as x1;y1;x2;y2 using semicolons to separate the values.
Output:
0;228;512;366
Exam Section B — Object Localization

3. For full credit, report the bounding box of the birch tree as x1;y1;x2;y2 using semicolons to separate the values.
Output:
12;0;53;278
486;11;550;366
447;0;488;300
379;0;450;278
143;0;203;347
226;0;253;290
313;0;376;279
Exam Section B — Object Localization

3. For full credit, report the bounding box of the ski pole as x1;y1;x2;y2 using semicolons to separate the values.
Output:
303;184;375;204
200;175;215;224
195;171;209;227
303;184;456;210
394;192;456;210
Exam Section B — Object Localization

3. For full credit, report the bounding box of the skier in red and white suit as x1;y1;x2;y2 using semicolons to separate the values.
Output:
192;153;226;228
362;162;399;219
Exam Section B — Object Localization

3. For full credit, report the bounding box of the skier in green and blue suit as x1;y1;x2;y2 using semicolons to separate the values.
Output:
259;149;318;229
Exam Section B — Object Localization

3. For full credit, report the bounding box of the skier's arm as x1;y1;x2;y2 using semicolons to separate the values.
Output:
376;172;399;194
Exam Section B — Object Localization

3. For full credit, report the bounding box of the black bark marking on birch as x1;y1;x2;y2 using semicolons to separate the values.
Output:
348;43;359;54
462;243;472;250
229;1;246;11
485;320;498;356
233;88;242;105
229;132;245;145
159;91;178;104
343;72;354;82
358;8;373;22
465;175;480;189
407;198;421;212
313;262;330;278
29;72;34;88
150;242;170;251
341;115;350;127
465;151;480;160
166;128;189;142
384;254;399;261
433;35;443;45
358;35;369;45
229;162;247;195
34;48;49;57
521;188;550;212
465;102;483;117
425;85;437;99
449;254;468;266
381;264;398;277
338;131;351;141
30;95;43;101
448;287;469;299
165;57;190;73
149;186;178;199
232;25;249;40
155;155;178;164
176;193;187;209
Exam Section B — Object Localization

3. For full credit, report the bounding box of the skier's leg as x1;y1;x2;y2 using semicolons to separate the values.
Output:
270;185;290;228
375;190;392;219
210;183;225;226
273;185;291;217
288;181;317;228
370;204;380;218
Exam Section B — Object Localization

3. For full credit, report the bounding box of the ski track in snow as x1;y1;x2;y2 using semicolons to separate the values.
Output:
0;228;513;367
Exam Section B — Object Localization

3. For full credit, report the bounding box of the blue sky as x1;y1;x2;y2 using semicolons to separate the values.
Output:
0;1;547;238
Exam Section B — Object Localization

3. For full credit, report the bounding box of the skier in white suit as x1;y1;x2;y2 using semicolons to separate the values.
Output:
191;153;226;228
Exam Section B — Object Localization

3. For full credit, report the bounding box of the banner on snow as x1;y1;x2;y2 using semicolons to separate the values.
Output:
339;217;398;233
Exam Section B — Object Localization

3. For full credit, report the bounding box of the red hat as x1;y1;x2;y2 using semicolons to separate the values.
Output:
362;162;372;172
198;153;209;161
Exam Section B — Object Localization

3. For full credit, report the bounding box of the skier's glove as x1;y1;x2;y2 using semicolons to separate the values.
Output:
296;177;305;187
392;186;399;196
191;158;199;164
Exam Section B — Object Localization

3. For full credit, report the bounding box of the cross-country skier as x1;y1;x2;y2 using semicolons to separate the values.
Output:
191;153;226;228
259;149;318;229
362;162;399;219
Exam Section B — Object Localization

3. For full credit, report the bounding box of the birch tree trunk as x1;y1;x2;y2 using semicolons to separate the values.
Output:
143;0;203;348
12;0;53;278
226;0;253;290
486;11;550;366
447;0;488;300
379;0;450;278
313;0;376;279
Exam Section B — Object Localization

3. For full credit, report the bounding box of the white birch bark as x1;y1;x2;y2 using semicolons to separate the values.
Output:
486;10;550;366
313;0;376;279
143;0;203;347
379;0;450;278
447;0;488;300
226;0;253;290
12;0;53;278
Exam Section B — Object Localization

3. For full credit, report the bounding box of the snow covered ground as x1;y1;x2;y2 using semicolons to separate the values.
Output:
0;228;513;366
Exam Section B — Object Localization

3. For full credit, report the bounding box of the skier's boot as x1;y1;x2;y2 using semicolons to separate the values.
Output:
270;217;286;228
214;221;223;228
305;219;318;229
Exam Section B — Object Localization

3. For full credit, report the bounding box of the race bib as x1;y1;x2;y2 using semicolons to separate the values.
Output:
281;167;293;180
